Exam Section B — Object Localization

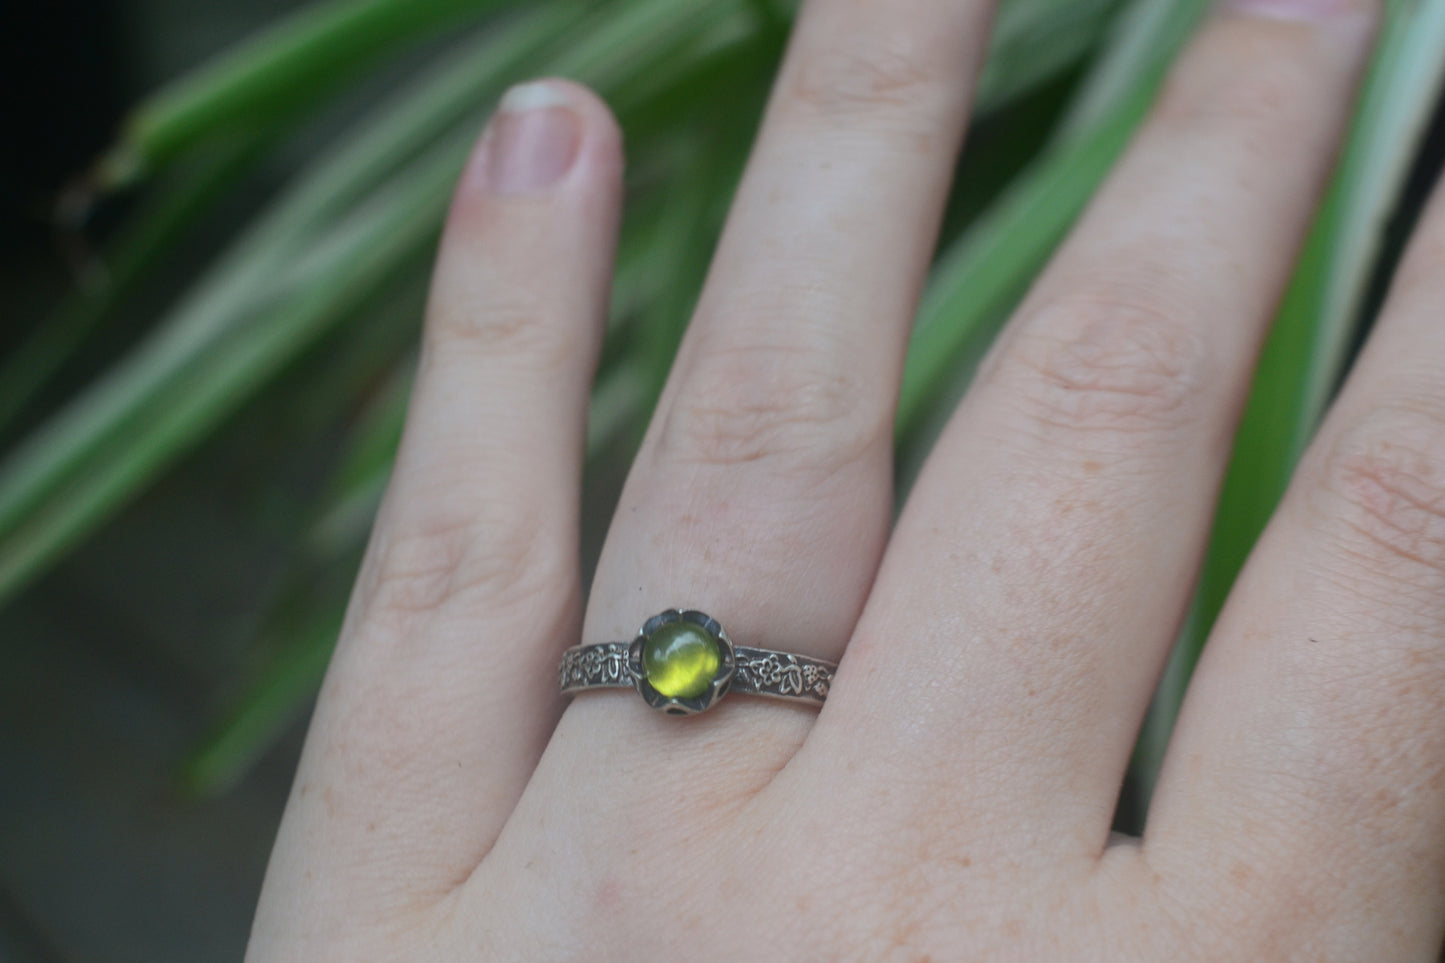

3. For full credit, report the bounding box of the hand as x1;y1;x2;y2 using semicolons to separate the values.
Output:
245;1;1440;959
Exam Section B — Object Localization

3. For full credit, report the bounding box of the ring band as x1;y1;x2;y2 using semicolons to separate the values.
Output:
559;609;835;716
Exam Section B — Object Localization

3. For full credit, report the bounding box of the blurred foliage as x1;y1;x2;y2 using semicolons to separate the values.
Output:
2;0;1444;799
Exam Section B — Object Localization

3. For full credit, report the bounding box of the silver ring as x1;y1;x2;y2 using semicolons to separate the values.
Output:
558;609;836;716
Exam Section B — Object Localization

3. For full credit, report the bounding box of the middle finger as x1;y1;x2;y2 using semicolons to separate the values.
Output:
809;0;1379;860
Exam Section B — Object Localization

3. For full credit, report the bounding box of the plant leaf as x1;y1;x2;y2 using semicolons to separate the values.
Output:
99;0;518;187
1197;0;1445;662
896;0;1214;444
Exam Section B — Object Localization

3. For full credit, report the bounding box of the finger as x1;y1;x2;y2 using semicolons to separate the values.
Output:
804;0;1379;858
253;80;623;934
548;0;994;778
1146;156;1445;958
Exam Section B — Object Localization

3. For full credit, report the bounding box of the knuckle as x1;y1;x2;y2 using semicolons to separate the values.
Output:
656;344;886;473
1156;57;1290;135
786;36;952;128
1151;28;1313;149
1307;402;1445;595
997;282;1210;439
423;297;570;371
362;508;572;625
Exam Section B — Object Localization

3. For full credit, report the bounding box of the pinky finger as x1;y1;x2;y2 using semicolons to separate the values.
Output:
1147;162;1445;956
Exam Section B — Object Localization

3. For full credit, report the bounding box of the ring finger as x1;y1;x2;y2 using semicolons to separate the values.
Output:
543;0;996;793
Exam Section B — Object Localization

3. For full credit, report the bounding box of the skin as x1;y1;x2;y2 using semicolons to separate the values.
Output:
245;0;1445;958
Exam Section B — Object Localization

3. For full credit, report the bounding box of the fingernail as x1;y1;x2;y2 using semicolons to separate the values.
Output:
485;82;581;195
1221;0;1351;20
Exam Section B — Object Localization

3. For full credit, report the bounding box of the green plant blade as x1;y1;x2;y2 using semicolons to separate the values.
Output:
976;0;1121;111
0;0;728;541
896;102;1135;441
0;10;577;543
0;0;762;605
1052;0;1208;143
1197;0;1445;657
0;139;461;604
99;0;515;187
181;594;348;797
897;0;1213;442
4;0;1128;578
0;134;269;437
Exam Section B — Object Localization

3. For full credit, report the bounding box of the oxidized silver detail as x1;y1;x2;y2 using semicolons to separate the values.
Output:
733;648;833;701
559;641;630;692
559;609;835;714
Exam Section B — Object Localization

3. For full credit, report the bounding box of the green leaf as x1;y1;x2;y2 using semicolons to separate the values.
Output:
0;134;269;438
975;0;1121;111
0;140;460;603
99;0;516;187
0;10;575;544
181;593;348;797
897;0;1214;444
1137;0;1445;788
0;0;761;606
1197;0;1445;659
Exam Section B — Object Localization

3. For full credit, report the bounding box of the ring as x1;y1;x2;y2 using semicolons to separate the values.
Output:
558;609;836;716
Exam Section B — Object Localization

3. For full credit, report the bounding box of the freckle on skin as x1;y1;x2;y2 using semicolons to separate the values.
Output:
595;876;622;910
890;918;920;951
1082;459;1102;474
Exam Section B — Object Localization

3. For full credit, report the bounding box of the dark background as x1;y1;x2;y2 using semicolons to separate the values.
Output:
2;1;317;959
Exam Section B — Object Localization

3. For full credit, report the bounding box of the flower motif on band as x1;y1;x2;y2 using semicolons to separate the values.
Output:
802;662;829;698
599;644;627;683
744;653;805;696
560;643;631;689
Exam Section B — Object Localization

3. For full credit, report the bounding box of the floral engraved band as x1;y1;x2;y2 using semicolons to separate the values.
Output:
558;609;836;716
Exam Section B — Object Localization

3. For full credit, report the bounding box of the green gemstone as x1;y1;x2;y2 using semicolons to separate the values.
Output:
642;621;721;699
